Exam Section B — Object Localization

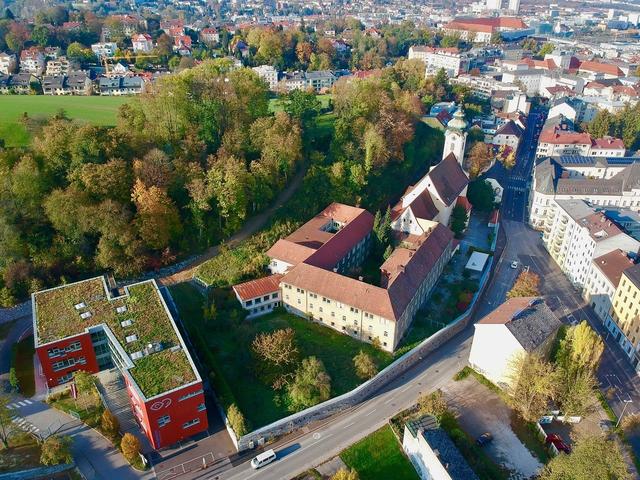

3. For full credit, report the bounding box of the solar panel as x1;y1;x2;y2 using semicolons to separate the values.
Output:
606;157;638;165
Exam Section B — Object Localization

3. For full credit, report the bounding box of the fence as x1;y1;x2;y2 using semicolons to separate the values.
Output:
229;221;501;451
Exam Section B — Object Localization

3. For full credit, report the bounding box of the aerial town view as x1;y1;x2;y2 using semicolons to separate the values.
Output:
3;0;640;478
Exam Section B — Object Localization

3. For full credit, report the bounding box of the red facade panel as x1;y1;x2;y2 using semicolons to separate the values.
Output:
37;333;99;388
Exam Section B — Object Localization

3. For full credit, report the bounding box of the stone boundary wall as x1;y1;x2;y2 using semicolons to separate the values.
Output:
0;463;75;480
233;222;501;451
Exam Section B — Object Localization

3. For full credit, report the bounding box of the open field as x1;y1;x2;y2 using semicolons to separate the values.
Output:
0;95;129;146
340;425;419;480
169;282;393;429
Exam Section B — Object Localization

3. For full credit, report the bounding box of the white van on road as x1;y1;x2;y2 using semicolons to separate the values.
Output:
251;449;276;469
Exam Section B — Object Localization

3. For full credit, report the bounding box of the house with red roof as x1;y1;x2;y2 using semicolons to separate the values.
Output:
232;274;283;318
578;60;624;79
536;125;625;158
442;17;527;43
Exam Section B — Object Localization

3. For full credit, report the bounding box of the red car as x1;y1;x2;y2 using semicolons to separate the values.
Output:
545;434;572;454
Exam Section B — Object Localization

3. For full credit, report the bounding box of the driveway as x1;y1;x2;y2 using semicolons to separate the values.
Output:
445;377;542;479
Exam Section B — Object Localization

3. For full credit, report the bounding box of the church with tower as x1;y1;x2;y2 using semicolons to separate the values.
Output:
390;106;471;233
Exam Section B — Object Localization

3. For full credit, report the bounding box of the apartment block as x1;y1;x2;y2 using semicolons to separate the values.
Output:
606;265;640;368
583;249;634;321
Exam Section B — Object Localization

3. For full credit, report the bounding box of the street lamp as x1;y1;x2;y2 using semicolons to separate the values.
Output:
616;398;633;428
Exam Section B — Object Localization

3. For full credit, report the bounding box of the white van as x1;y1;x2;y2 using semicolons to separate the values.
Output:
251;449;276;469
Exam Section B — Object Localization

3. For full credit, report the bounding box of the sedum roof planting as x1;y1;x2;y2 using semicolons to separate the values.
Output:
33;276;197;399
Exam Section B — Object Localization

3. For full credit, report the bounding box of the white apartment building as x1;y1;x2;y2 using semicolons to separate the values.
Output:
536;128;625;158
252;65;279;90
45;57;71;76
407;46;470;78
0;53;16;74
583;249;634;321
541;199;639;288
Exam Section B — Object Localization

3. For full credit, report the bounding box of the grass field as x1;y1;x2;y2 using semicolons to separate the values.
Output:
268;93;332;113
0;95;129;147
340;425;419;480
169;282;393;429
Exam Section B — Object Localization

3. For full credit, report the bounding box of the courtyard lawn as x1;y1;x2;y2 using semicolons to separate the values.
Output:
169;282;393;429
268;93;332;113
11;336;35;397
340;425;419;480
0;95;129;146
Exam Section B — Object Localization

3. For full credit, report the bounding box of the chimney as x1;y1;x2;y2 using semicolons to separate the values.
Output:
358;276;363;281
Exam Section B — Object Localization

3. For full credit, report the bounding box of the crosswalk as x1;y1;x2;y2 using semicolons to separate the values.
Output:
7;399;33;409
11;414;39;434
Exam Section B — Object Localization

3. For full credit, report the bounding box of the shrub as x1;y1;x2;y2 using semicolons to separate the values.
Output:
353;350;379;380
227;403;248;437
101;409;120;440
40;435;72;466
121;433;142;463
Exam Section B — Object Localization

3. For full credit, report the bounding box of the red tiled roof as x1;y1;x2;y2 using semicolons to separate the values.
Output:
444;16;527;33
477;297;537;324
266;239;316;266
579;60;624;77
233;274;283;301
539;128;592;146
593;250;634;287
591;136;625;150
281;224;453;321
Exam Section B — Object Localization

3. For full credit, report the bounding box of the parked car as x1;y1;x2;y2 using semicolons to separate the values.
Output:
510;261;519;269
476;432;493;446
546;434;571;454
251;449;276;469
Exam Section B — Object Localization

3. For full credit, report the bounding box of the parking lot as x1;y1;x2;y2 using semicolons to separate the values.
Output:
445;376;543;479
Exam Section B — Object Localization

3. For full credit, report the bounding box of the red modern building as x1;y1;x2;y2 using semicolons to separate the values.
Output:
33;276;208;449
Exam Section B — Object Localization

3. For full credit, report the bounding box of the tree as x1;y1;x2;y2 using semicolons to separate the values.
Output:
252;328;298;367
467;180;495;212
540;435;629;480
507;271;540;299
537;43;555;58
450;204;468;236
501;150;516;170
586;109;614;139
508;353;556;422
555;367;598;418
332;468;359;480
353;350;378;380
31;25;51;47
287;356;331;410
101;409;120;439
9;368;18;392
417;389;448;419
40;435;73;466
0;395;17;448
556;321;604;374
284;89;322;132
227;403;248;437
73;370;96;396
131;179;183;250
466;142;493;179
121;433;141;462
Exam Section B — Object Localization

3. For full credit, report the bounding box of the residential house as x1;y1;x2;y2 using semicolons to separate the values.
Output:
403;416;479;480
583;249;634;321
232;274;283;318
200;28;219;44
0;53;16;74
536;127;625;158
132;33;154;53
20;47;45;75
492;120;523;150
91;42;118;59
42;75;68;95
46;57;72;76
469;297;561;389
98;76;145;95
0;73;37;94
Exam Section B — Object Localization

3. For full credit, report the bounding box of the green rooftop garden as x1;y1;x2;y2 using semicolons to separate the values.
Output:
34;277;196;398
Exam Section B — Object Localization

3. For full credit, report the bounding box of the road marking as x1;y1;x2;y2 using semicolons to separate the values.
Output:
384;396;395;405
18;401;27;407
343;422;355;429
7;404;16;409
307;433;333;449
24;399;32;405
399;385;412;393
364;409;376;416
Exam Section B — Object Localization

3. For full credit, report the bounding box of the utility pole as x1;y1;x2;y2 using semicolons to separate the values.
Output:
616;398;633;428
